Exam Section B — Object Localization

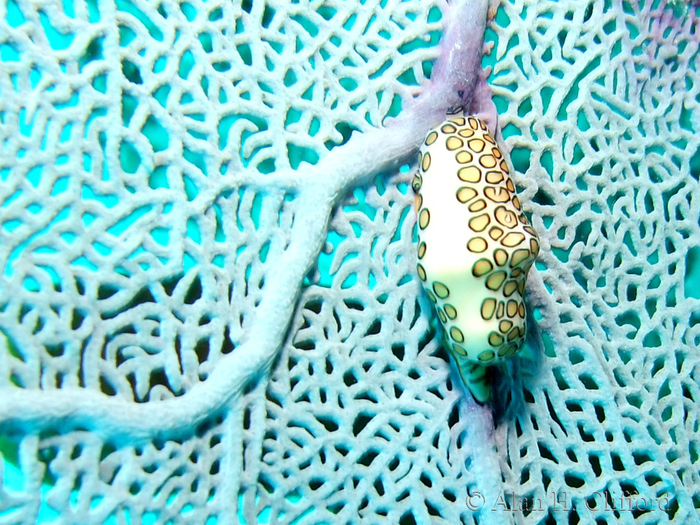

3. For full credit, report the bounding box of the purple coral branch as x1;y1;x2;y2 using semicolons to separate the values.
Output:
430;0;490;109
323;0;494;197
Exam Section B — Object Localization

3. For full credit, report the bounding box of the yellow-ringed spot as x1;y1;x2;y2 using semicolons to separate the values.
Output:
501;232;525;247
467;237;488;253
458;166;481;183
412;173;422;192
452;343;467;356
481;298;496;320
468;199;487;213
446;137;464;150
422;152;432;172
468;213;491;232
489;226;504;240
485;171;504;184
530;238;540;254
468;138;486;153
419;208;430;229
478;350;495;362
433;281;450;299
510;248;531;267
485;271;507;291
415;193;423;210
503;281;518;297
484;186;511;203
472;259;493;277
456;151;475;165
507;326;520;342
479;155;497;169
495;206;518;229
493;248;508;266
499;320;513;333
457;187;478;203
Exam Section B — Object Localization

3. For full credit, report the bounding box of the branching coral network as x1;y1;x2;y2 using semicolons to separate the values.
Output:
1;2;520;521
4;0;699;521
0;0;494;444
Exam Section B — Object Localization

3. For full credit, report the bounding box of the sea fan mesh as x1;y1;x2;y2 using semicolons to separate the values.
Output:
1;0;700;523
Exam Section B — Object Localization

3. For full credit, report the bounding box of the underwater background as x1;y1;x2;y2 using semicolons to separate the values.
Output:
1;0;700;523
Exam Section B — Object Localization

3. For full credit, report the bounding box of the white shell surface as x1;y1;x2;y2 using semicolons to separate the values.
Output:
414;116;539;397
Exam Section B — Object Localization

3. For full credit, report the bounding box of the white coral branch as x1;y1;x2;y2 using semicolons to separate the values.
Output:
0;0;495;456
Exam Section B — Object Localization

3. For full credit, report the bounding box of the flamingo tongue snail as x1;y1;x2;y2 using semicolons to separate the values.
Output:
413;112;540;404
